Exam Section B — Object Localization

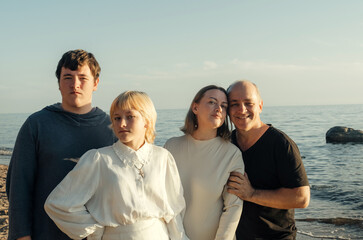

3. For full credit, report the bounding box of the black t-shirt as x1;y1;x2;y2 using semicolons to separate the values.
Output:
231;126;309;240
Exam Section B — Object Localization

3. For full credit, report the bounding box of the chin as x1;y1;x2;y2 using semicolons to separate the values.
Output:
212;120;224;127
235;124;249;131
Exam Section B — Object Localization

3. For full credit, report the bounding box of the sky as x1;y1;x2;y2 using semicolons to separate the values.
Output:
0;0;362;113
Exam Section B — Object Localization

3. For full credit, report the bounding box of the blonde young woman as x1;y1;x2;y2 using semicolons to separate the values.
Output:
164;85;244;240
45;91;189;240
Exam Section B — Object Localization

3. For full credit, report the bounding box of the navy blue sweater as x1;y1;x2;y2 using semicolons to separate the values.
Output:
6;103;116;239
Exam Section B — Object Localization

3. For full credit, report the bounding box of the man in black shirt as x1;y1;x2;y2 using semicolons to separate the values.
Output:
227;80;310;240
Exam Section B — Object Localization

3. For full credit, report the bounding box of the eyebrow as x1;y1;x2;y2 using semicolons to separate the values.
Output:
210;97;228;105
61;73;88;77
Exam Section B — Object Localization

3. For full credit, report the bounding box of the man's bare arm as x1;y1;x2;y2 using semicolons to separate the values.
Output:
17;236;31;240
227;171;310;209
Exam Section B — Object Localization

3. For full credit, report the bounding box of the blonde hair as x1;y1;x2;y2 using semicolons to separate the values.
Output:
110;91;157;143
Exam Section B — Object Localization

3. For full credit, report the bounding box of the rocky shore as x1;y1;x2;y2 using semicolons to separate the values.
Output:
0;165;9;239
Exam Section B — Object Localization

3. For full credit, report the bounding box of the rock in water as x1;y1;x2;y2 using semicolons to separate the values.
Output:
326;126;363;143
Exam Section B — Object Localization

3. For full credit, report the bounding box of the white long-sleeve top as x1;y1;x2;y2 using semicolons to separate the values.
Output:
45;140;188;240
164;135;244;240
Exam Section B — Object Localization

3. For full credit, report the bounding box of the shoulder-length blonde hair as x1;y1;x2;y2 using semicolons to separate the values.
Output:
181;85;231;140
110;91;157;143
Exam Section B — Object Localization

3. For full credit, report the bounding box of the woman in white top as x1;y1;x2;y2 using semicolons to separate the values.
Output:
45;91;189;240
164;85;244;240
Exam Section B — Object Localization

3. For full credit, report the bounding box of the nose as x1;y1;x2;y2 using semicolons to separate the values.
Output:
242;104;247;112
71;77;81;89
215;104;222;112
237;103;247;113
120;118;127;127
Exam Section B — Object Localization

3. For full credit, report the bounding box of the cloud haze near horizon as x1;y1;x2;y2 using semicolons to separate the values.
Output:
0;1;362;113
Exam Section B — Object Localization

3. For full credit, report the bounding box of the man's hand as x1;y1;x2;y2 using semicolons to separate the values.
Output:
227;171;255;201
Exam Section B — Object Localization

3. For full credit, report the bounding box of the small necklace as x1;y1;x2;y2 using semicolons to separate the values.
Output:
134;162;145;178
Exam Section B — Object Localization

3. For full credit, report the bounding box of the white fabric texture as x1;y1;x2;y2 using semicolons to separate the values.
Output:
164;135;244;240
44;140;188;240
97;218;169;240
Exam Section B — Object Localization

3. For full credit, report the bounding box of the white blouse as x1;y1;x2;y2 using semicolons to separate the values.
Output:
45;140;188;240
164;135;244;240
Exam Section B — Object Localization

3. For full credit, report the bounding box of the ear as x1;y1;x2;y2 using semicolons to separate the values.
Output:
259;99;263;113
93;78;100;91
143;118;148;129
192;102;198;115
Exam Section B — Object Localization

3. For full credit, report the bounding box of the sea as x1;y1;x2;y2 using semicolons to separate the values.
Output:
1;104;362;239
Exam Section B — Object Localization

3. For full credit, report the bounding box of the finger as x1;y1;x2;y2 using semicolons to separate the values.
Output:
227;181;240;189
226;188;239;195
228;176;242;183
230;171;244;178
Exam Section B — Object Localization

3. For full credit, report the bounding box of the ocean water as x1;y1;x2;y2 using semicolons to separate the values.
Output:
1;104;362;239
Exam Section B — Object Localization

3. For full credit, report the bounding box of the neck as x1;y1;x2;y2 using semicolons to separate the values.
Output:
124;140;146;151
192;128;217;140
62;103;93;115
236;123;269;151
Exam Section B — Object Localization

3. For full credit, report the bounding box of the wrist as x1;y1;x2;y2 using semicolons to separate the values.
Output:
250;188;257;200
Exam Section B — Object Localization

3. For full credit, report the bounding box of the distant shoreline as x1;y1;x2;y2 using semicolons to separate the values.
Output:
0;103;363;114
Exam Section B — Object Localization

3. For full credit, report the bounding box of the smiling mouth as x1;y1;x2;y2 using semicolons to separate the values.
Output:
235;115;249;120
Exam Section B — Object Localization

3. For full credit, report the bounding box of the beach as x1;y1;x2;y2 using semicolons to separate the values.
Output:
0;165;9;239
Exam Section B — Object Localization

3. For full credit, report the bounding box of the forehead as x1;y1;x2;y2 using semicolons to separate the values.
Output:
228;83;259;101
113;107;140;115
60;64;92;76
202;89;227;101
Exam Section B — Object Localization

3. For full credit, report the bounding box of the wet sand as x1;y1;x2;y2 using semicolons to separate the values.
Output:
0;165;9;239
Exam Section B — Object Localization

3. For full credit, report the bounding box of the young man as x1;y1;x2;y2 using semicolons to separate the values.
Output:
227;80;310;240
6;49;116;240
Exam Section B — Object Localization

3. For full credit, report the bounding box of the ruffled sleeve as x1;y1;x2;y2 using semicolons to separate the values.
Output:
164;151;189;240
215;150;244;240
44;149;104;239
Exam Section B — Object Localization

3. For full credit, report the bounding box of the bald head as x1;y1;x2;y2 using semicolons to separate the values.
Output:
227;80;261;101
227;80;264;132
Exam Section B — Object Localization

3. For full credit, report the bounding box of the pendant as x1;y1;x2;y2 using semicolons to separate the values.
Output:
138;169;145;178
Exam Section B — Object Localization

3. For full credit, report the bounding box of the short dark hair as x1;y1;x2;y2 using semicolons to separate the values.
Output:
55;49;101;82
181;85;231;140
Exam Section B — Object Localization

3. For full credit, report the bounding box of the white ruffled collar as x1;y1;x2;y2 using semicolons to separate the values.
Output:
112;140;153;168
